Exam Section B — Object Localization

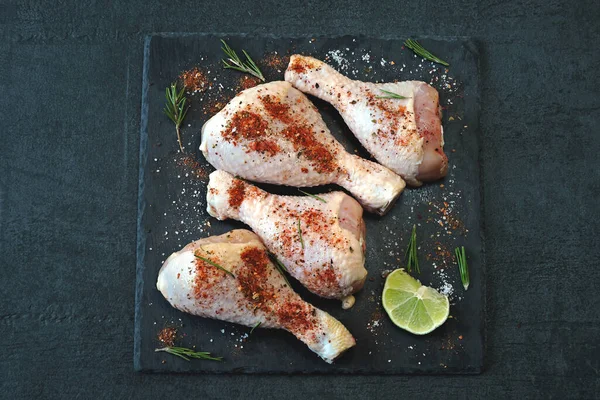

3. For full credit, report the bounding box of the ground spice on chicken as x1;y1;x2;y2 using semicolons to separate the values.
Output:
280;125;336;173
364;91;414;144
247;139;280;156
238;247;275;306
288;57;317;74
222;111;269;144
311;262;338;290
157;327;178;347
193;254;228;300
260;95;293;124
180;67;209;92
227;179;246;208
276;301;316;332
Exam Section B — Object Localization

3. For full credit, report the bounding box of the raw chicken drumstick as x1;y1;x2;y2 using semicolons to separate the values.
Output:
157;229;356;363
285;55;448;186
207;170;366;307
200;81;405;215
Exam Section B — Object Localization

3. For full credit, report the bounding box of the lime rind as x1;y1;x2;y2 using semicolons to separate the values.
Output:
382;269;450;335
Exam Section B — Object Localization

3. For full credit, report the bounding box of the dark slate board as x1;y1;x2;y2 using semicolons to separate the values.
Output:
134;33;484;374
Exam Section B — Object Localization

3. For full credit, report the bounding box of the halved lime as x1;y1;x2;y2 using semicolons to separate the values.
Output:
382;269;449;335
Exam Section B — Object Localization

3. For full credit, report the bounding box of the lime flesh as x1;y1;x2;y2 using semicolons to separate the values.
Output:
382;269;449;335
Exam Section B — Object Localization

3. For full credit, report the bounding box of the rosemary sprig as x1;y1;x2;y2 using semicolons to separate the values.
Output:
298;219;305;249
250;322;261;334
404;39;449;67
455;246;469;290
268;252;291;286
405;224;420;274
377;89;411;100
155;346;222;361
220;39;265;81
163;82;189;153
298;189;327;203
194;253;235;277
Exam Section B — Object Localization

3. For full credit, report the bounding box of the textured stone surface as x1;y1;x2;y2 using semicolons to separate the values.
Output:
0;0;599;398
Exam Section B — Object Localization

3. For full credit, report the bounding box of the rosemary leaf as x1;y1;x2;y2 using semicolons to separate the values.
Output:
405;224;420;274
298;189;327;203
268;252;291;286
221;40;265;81
194;253;235;277
404;39;449;67
298;219;305;249
455;246;469;290
163;82;189;153
155;346;222;361
250;322;261;334
377;89;411;100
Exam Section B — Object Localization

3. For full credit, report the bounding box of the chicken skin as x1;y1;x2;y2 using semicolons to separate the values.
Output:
207;170;367;306
157;229;356;363
200;81;405;215
285;55;448;186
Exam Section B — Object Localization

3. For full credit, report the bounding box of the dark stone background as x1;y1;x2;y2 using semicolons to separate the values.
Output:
0;1;598;398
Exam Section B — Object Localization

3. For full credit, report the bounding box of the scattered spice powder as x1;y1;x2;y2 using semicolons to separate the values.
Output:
206;101;226;115
280;125;337;173
263;52;289;70
222;111;268;144
193;255;228;299
364;90;415;145
180;67;209;92
227;179;246;208
426;241;454;268
247;139;280;156
178;155;209;180
157;327;178;347
276;301;316;332
288;56;317;74
260;95;293;124
428;201;466;234
238;247;274;305
237;75;260;91
238;246;316;332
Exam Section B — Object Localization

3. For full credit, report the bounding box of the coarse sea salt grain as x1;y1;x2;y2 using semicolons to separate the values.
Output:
326;49;349;71
439;282;454;297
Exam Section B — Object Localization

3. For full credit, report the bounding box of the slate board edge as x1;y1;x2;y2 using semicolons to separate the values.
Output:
471;37;488;374
133;33;485;374
134;35;153;372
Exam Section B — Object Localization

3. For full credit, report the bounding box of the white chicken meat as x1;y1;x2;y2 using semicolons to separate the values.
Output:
207;170;367;305
200;81;405;215
157;229;356;363
285;55;448;186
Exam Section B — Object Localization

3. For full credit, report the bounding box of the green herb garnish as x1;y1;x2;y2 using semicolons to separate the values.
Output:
298;219;305;249
194;253;234;277
455;246;469;290
405;224;420;274
298;189;327;203
268;252;291;286
155;346;222;361
163;82;189;153
404;39;449;67
377;89;411;100
250;322;261;334
221;39;265;81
